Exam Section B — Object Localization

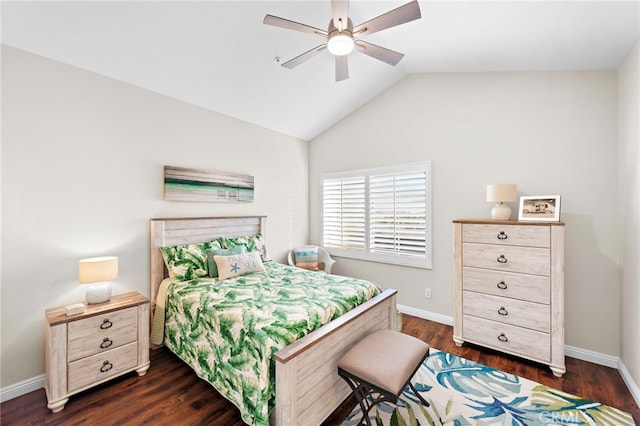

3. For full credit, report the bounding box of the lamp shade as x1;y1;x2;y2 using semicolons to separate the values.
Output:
486;184;517;203
78;256;118;284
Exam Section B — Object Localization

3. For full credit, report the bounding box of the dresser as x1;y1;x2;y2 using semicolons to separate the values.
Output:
44;292;150;413
453;219;565;377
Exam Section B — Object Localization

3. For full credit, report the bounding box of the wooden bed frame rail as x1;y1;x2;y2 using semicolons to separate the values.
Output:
275;288;396;425
149;216;397;426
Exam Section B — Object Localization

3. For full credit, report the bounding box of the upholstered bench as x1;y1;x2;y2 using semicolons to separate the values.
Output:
337;329;430;426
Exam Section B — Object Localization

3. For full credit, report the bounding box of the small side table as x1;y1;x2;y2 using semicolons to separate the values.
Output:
44;292;150;413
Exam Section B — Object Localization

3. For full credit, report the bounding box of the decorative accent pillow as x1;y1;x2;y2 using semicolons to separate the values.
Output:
219;233;271;262
294;246;319;271
161;239;222;281
215;251;265;280
207;246;246;278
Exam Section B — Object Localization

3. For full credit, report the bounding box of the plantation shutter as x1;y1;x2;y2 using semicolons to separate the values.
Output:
369;171;428;259
322;176;366;251
321;162;431;269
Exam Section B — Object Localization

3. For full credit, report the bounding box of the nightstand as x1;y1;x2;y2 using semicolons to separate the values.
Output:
44;292;150;413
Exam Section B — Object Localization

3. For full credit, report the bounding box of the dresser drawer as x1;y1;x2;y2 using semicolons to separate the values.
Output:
462;267;550;304
68;323;137;362
68;342;138;392
462;243;550;275
68;307;137;342
463;315;550;363
463;291;550;332
462;224;550;247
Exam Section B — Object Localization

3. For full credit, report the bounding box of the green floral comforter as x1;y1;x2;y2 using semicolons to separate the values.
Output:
163;261;380;426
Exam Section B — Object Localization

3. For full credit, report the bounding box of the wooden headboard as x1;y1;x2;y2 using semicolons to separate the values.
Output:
149;216;266;317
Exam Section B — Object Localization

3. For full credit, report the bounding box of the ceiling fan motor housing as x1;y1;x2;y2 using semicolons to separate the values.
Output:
327;18;354;56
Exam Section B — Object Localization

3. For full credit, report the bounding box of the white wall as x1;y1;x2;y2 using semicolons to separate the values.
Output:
619;41;640;388
309;71;620;356
0;45;309;388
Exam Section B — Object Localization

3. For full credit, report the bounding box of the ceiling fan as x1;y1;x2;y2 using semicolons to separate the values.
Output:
263;0;422;82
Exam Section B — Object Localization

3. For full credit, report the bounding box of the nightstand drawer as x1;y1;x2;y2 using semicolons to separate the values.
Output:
462;267;550;304
68;341;138;392
463;291;550;332
68;323;137;362
462;224;550;247
462;243;550;275
68;307;137;342
463;315;550;363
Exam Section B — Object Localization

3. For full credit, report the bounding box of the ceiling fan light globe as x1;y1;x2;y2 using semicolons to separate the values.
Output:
327;33;354;56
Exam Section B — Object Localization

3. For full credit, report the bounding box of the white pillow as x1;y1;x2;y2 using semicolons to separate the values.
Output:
214;250;265;280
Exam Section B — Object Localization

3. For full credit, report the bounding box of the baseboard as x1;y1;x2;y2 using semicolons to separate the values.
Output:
618;358;640;408
397;304;640;406
564;344;618;368
0;374;44;403
397;304;453;326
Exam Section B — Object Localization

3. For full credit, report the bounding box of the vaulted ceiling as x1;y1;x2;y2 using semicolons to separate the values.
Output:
2;1;639;140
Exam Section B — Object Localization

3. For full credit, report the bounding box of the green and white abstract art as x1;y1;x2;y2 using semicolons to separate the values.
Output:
164;165;254;202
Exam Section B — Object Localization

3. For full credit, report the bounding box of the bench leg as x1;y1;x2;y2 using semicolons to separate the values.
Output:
408;381;430;406
340;374;396;426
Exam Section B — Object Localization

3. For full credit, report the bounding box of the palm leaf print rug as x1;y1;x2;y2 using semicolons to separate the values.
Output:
341;349;634;426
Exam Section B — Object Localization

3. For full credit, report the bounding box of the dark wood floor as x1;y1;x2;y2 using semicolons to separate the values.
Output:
2;315;638;425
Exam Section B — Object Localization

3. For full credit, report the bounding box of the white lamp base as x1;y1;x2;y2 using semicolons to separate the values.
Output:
491;203;512;220
86;282;112;304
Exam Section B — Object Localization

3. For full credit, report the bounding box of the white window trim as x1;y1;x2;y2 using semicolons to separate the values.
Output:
321;161;432;269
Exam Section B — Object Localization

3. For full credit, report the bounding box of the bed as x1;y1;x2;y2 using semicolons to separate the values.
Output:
149;216;397;426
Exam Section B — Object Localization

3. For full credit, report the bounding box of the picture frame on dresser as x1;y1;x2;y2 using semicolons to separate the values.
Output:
518;195;561;222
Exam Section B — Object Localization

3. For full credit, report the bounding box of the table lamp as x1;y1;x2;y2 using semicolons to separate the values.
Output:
486;184;517;220
78;256;118;304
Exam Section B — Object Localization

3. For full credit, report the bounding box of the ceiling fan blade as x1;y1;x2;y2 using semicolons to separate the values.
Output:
353;0;421;37
355;40;404;66
282;45;327;69
331;0;349;28
263;14;328;37
335;55;349;81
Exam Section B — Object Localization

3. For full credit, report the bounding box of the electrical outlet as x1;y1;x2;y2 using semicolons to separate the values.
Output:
424;288;432;299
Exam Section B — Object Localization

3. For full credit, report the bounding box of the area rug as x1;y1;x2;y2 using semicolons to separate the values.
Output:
341;349;635;426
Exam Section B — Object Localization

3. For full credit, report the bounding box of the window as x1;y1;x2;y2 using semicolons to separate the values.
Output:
321;162;431;269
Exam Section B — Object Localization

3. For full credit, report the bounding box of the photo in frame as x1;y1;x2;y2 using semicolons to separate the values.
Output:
518;195;561;222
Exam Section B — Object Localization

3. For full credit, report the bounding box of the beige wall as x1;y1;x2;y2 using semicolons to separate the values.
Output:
309;71;620;355
0;46;309;387
619;41;640;388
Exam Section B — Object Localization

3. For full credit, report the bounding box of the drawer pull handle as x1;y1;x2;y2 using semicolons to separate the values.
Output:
100;361;113;373
100;338;113;349
100;319;113;330
497;255;508;264
497;281;508;290
497;231;508;240
498;306;509;316
497;333;508;343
